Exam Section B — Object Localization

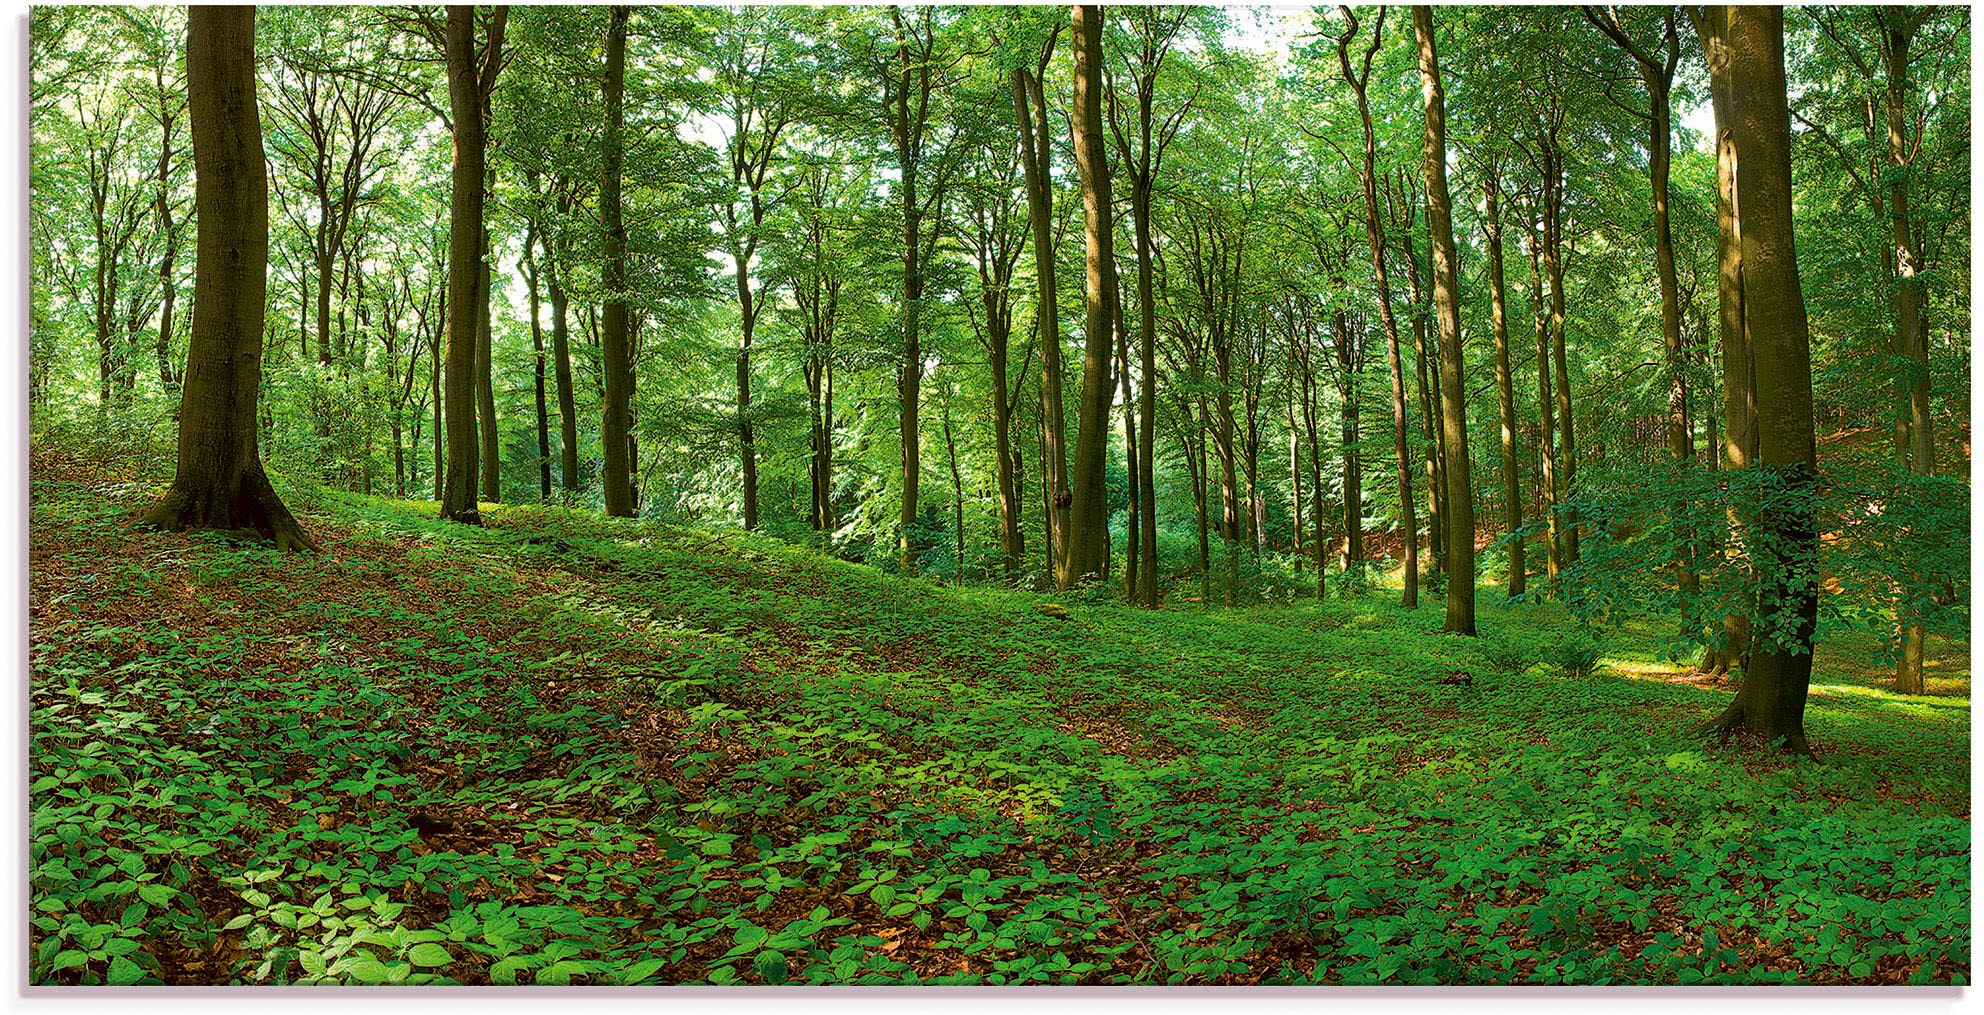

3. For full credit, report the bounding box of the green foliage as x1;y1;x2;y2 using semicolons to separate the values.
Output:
28;468;1970;985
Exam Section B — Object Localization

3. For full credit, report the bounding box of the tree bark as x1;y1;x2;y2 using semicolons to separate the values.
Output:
599;6;635;518
522;232;552;500
1337;7;1417;609
1708;5;1818;755
1525;214;1562;580
1876;7;1933;694
1482;164;1523;598
1414;6;1475;635
437;6;488;525
1013;45;1070;581
476;222;500;502
140;5;311;551
1693;4;1757;675
1063;3;1117;588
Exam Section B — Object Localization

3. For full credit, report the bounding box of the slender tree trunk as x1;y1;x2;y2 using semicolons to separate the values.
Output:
1403;233;1445;574
476;223;500;502
524;244;552;500
437;6;486;524
990;326;1022;575
1116;298;1140;601
1132;176;1160;607
1694;4;1757;675
1542;141;1579;562
1013;55;1070;580
1879;9;1933;694
1342;14;1418;609
1526;220;1562;580
1414;6;1475;635
1337;313;1362;571
735;255;760;529
542;232;580;493
1063;3;1116;588
140;5;311;550
1708;5;1817;755
599;6;635;518
1483;167;1523;597
942;393;965;577
431;303;443;501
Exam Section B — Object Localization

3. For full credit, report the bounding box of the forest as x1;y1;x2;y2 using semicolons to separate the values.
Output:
27;3;1971;988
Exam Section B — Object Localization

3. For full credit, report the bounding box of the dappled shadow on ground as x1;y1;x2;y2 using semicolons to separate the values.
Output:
27;458;1971;987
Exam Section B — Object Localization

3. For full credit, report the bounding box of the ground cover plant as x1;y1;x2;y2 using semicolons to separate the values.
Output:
29;445;1969;986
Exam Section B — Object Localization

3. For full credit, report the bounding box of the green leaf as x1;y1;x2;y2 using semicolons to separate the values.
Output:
753;950;789;986
407;943;453;968
106;955;145;986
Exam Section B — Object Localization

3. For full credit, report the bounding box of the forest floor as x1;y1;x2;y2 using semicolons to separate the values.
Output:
29;447;1971;986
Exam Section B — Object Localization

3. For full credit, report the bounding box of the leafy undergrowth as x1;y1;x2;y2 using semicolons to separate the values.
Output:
30;461;1970;986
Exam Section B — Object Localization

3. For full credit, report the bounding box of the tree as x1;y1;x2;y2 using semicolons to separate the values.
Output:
1412;5;1474;636
1106;5;1197;606
437;6;506;524
1704;5;1820;754
1062;3;1116;588
1335;5;1419;610
599;5;635;518
1010;19;1071;577
1585;5;1694;596
140;5;312;551
1480;162;1523;597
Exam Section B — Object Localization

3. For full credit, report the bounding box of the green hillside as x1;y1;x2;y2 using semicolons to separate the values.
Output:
29;453;1969;986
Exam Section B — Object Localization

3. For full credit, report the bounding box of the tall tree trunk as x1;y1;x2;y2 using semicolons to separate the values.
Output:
437;6;486;525
1414;6;1475;635
1708;5;1817;755
598;6;635;518
1590;6;1693;595
1483;166;1524;597
1693;4;1757;675
1063;3;1116;588
141;5;311;550
1541;140;1579;562
1878;8;1933;694
1338;8;1417;609
431;299;444;502
1402;231;1445;573
1524;219;1562;580
1116;298;1140;600
1013;51;1070;580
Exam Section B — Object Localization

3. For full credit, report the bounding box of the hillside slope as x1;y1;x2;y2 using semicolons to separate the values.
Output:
29;459;1970;985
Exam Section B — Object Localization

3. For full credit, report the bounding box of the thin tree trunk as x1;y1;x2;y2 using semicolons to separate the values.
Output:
523;239;552;500
1483;165;1523;597
1338;8;1417;609
1013;47;1070;581
476;222;500;502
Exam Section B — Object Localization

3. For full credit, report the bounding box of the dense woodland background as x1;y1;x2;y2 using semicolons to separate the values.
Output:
30;7;1971;620
23;3;1976;987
